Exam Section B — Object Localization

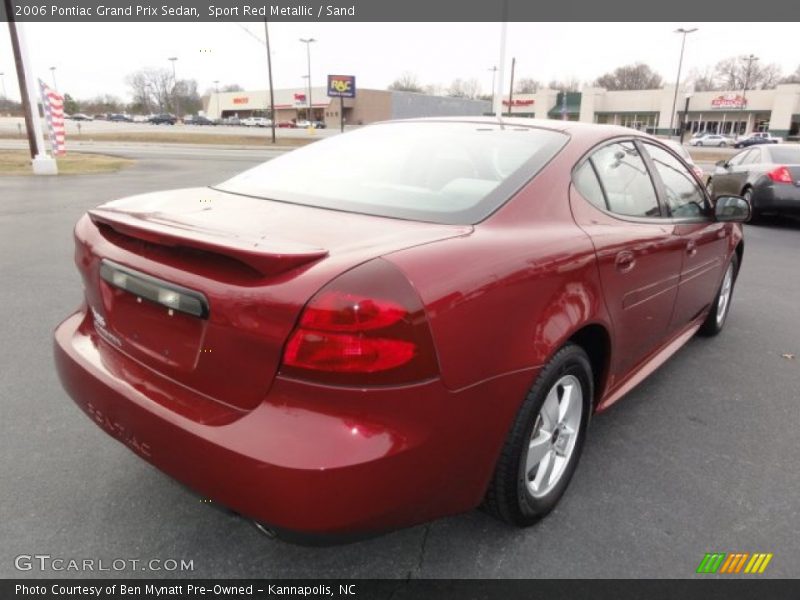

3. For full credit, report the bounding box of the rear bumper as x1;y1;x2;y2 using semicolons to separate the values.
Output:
54;309;536;538
753;182;800;215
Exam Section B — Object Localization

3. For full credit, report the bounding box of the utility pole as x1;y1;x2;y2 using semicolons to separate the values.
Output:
264;19;277;143
5;0;57;174
494;0;509;117
507;57;516;117
669;27;697;139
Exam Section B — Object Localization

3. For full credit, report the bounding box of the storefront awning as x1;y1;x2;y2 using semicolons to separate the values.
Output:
547;92;581;118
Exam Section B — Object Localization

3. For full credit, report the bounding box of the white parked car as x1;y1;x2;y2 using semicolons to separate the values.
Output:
241;117;271;127
689;134;732;147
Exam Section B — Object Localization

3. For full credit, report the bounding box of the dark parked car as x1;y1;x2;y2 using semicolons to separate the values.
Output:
707;144;800;221
54;119;748;542
149;113;177;125
185;115;217;126
733;132;781;148
108;113;133;122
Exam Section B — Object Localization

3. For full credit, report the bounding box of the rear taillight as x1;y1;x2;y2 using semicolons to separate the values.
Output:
768;166;793;184
281;259;438;385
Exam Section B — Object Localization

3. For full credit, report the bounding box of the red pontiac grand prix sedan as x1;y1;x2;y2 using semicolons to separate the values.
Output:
54;118;750;542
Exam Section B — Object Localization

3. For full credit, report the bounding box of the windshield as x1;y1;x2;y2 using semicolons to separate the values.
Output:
768;146;800;164
215;121;568;225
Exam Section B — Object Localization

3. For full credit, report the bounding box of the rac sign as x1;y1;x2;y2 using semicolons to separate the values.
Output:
327;75;356;98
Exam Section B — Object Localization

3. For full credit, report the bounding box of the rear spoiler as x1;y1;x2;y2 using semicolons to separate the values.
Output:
89;208;328;278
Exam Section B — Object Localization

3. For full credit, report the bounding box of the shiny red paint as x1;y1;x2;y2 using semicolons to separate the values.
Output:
54;119;743;539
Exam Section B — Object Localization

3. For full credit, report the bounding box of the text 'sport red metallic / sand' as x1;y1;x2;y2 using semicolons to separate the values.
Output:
54;118;747;542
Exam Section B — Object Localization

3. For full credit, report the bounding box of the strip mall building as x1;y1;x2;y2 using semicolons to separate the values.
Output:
503;84;800;138
205;83;800;138
204;87;489;127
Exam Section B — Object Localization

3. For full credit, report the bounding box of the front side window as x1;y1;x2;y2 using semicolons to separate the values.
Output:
644;143;708;219
590;142;661;218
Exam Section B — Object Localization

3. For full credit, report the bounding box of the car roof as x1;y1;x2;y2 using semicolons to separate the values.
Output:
380;116;656;144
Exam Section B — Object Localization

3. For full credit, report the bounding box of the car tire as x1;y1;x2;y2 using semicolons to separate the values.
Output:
483;343;592;526
698;254;739;337
697;142;704;147
719;142;726;147
742;187;761;224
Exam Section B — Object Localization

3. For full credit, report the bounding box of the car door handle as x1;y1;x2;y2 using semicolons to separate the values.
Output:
615;251;636;272
686;240;697;256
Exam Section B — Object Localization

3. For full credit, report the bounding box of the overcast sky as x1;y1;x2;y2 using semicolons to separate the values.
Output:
1;22;798;101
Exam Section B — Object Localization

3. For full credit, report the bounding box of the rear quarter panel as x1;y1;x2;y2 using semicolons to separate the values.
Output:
386;143;613;396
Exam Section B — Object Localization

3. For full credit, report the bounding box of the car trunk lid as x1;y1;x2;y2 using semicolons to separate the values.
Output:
76;187;470;410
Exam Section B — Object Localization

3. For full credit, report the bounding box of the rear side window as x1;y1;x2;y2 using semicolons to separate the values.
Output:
216;122;568;225
573;161;607;210
644;143;708;219
590;142;661;218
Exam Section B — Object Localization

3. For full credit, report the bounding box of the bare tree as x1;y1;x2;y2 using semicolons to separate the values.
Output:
125;67;174;113
594;63;663;90
515;78;542;94
713;57;781;90
781;65;800;84
686;67;721;92
547;78;582;92
80;95;125;115
422;83;443;96
221;83;244;92
447;78;481;99
388;72;424;93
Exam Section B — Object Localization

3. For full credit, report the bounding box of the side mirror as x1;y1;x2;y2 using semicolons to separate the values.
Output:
715;195;751;223
715;159;729;168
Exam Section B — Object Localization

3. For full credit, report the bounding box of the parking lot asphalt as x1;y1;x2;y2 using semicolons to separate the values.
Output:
1;148;798;579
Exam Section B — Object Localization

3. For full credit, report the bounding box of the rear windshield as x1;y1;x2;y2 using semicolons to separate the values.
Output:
215;121;568;224
767;146;800;164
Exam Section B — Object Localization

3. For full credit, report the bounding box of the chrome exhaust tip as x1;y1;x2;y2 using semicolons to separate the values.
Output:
252;521;277;539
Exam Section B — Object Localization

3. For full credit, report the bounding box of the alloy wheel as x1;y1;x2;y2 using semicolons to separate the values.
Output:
716;262;734;326
525;374;583;498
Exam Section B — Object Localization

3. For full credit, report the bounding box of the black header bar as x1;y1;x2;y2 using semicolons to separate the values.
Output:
1;0;796;22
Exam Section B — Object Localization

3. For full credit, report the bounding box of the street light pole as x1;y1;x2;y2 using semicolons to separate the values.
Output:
264;18;277;144
507;57;516;117
168;56;179;118
741;54;759;135
49;66;57;90
669;27;697;139
0;72;6;98
299;38;315;121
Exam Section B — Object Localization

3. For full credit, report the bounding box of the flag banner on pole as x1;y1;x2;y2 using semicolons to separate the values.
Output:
38;79;66;156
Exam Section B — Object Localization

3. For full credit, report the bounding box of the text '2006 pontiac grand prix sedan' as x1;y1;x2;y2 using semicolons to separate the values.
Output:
54;118;750;542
